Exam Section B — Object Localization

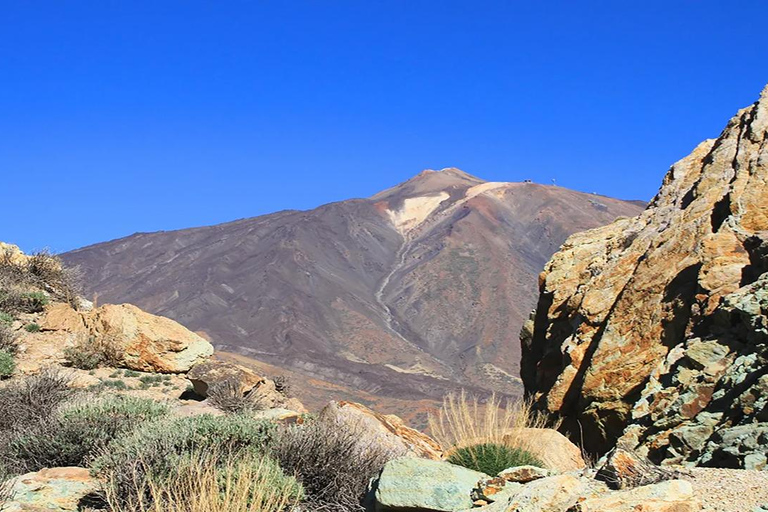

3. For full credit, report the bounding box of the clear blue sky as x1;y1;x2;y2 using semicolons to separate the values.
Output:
2;1;766;253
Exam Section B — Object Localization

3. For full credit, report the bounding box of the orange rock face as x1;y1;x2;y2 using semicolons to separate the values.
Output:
521;85;768;461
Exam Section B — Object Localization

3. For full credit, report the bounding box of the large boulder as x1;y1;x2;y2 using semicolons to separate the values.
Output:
87;303;213;373
374;457;488;511
187;359;265;397
508;428;586;472
2;467;99;511
521;83;768;464
320;401;442;460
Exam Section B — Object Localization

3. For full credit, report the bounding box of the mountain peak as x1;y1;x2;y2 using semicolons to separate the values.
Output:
371;167;485;201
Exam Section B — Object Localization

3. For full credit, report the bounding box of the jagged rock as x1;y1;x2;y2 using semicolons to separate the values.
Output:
2;467;99;512
320;400;442;460
507;428;586;472
374;457;488;511
473;477;523;504
187;359;264;397
569;480;700;512
521;84;768;465
596;446;680;490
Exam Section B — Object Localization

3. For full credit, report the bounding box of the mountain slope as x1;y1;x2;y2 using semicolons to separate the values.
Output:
63;169;644;408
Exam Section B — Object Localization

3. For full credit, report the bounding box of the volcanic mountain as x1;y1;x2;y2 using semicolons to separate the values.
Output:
63;169;643;412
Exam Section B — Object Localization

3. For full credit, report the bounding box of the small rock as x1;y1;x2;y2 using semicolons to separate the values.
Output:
498;465;549;483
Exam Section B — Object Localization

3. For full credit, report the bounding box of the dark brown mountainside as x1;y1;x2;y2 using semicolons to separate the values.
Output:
63;169;643;411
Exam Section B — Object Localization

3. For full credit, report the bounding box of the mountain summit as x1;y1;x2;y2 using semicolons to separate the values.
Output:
63;171;643;413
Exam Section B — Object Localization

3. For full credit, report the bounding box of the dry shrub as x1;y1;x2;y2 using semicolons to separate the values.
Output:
0;324;18;354
0;464;12;509
0;368;73;433
273;375;292;397
207;380;267;414
428;391;559;469
271;419;403;511
103;449;302;512
63;334;123;370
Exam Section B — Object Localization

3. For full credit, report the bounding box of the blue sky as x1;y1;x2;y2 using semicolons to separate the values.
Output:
2;1;766;253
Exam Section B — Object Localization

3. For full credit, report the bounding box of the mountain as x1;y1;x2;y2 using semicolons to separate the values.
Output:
63;169;643;412
522;85;768;467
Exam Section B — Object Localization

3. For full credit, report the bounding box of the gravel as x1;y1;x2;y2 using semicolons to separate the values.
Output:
679;467;768;512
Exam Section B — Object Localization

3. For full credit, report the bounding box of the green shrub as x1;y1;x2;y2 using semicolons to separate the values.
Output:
0;312;13;325
0;350;14;379
4;395;169;473
102;379;128;390
271;419;402;511
124;370;140;378
447;442;544;476
22;292;49;312
92;414;276;508
24;323;40;333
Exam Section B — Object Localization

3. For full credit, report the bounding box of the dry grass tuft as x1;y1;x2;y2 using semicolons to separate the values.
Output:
63;333;123;370
104;449;302;512
428;390;559;468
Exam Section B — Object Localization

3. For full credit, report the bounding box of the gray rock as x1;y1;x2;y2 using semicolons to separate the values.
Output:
374;457;488;511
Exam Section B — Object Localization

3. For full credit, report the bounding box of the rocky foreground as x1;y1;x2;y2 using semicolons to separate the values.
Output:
522;84;768;469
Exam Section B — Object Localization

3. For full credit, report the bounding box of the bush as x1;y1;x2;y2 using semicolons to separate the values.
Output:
92;414;276;508
103;449;302;512
0;369;73;433
447;442;543;475
63;334;123;370
207;380;267;414
271;419;401;511
273;375;292;397
24;323;40;333
0;312;12;325
0;325;17;355
3;395;170;473
0;350;14;379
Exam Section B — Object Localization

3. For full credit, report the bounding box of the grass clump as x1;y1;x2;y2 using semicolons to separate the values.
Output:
271;419;401;511
104;449;302;512
3;394;170;473
0;350;14;379
63;334;123;370
447;442;543;475
207;380;267;414
0;312;13;325
92;414;276;509
429;391;557;473
24;322;40;333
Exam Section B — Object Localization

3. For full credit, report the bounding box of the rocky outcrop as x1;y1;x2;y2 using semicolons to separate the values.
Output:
508;428;586;472
521;84;768;465
320;401;442;460
38;302;214;373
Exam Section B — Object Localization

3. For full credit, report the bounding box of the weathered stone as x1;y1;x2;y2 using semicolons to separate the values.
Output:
87;303;214;373
497;465;549;483
570;480;700;512
40;303;87;334
374;457;488;511
3;467;99;512
501;474;586;512
506;428;586;472
521;83;768;467
321;400;442;460
187;359;264;397
473;477;523;503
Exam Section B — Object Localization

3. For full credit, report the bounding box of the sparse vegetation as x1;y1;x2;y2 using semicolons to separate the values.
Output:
102;379;129;390
271;418;402;511
103;449;302;512
0;350;14;379
0;312;13;325
92;414;276;508
207;380;267;413
63;333;123;370
429;391;556;470
24;322;40;332
447;442;543;475
0;248;81;312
